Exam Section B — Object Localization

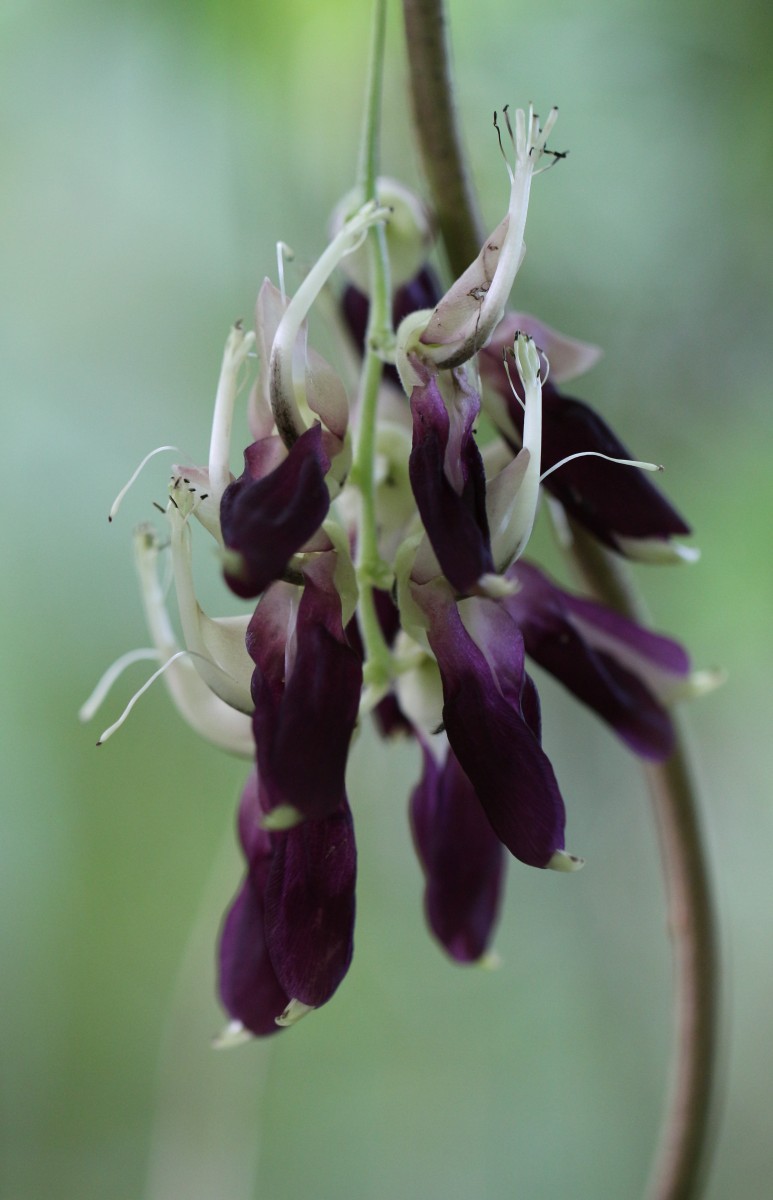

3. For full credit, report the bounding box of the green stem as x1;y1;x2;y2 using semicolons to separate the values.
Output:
401;3;720;1197
351;0;393;692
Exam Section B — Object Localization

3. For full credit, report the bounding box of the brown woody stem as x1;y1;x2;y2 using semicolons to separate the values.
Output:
400;4;720;1196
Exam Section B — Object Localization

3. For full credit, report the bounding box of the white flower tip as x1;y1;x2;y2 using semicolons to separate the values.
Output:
261;804;303;832
225;322;256;368
674;667;727;701
547;850;585;873
616;536;701;565
477;950;503;971
212;1020;253;1050
275;999;314;1028
513;332;541;384
476;573;519;599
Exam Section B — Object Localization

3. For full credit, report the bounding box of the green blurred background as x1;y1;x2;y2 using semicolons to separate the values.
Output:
2;0;772;1196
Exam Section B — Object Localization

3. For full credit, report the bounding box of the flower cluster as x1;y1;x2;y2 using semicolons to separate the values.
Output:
85;105;717;1040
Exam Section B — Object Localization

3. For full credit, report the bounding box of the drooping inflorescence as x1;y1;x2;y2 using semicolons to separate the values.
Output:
83;106;719;1040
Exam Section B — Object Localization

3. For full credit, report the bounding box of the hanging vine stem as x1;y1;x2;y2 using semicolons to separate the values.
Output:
400;2;721;1197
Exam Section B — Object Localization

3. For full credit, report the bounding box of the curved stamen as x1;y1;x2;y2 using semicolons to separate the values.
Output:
108;445;181;522
95;650;191;744
79;648;160;722
540;450;663;483
92;645;253;755
502;347;526;412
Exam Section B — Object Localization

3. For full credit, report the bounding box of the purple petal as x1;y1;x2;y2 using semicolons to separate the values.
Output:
505;561;686;759
409;375;494;594
411;742;505;962
249;562;362;822
220;423;331;599
265;801;357;1008
413;582;567;868
560;589;691;676
217;773;290;1036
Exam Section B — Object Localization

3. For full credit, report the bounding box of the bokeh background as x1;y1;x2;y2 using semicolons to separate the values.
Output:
2;0;772;1197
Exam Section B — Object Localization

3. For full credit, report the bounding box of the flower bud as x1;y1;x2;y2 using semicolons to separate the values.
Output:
329;177;434;294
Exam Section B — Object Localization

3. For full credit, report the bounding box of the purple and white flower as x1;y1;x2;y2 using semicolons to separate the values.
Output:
84;104;718;1033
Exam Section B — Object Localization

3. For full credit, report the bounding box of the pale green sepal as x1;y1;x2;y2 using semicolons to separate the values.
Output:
212;1020;253;1050
476;572;518;599
275;1000;314;1028
393;534;430;643
262;804;303;832
547;850;585;872
359;678;391;718
322;518;360;627
394;309;435;396
669;667;727;703
616;536;701;565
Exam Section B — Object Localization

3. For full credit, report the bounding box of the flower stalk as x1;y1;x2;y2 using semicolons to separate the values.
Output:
400;2;720;1198
351;0;395;696
567;522;720;1200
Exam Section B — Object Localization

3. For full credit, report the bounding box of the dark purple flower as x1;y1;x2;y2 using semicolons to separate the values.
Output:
217;769;357;1037
218;772;290;1038
265;799;357;1011
410;739;505;962
504;562;692;760
479;332;694;563
412;579;575;870
409;372;494;594
220;423;331;599
247;557;363;827
97;119;716;1045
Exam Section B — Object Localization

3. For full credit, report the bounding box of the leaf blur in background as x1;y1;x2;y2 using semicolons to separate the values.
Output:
2;0;772;1197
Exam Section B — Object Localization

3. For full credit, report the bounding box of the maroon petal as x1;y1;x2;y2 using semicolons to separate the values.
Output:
221;423;331;599
409;375;494;594
505;561;683;759
265;801;357;1008
414;582;567;868
248;563;362;822
217;773;290;1036
411;742;505;962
